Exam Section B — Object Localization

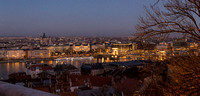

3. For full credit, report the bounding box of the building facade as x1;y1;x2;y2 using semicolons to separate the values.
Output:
27;49;50;59
72;44;90;52
6;50;25;59
0;50;7;60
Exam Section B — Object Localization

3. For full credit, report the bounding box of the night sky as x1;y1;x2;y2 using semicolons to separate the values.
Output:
0;0;155;37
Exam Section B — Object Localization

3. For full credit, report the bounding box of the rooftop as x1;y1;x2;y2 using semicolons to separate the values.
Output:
109;61;144;67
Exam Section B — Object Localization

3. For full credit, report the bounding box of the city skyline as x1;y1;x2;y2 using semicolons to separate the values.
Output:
0;1;199;96
0;0;155;37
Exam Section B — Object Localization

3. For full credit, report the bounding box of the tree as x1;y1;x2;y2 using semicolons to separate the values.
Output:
136;56;200;96
135;0;200;41
164;56;200;95
134;1;200;95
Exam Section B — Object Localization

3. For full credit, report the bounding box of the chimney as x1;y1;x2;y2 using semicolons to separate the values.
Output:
69;78;72;87
66;75;69;81
49;77;52;88
112;77;115;85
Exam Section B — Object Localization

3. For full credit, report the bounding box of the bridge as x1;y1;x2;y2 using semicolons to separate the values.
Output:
54;56;94;61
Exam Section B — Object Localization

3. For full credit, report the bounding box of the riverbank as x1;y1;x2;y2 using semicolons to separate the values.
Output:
0;54;97;63
0;58;55;63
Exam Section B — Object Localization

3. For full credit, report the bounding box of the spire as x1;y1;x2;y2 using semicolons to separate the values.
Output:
42;33;47;38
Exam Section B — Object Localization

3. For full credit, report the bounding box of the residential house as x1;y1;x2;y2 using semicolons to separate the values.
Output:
25;64;53;78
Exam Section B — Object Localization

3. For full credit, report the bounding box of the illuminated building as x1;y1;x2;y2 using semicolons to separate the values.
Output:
0;50;7;59
112;43;133;54
6;49;25;59
133;42;156;60
43;45;71;53
27;49;50;59
72;43;90;52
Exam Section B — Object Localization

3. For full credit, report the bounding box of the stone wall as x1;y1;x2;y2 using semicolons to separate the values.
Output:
0;81;58;96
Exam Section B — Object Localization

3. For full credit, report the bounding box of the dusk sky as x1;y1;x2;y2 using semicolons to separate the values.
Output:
0;0;155;37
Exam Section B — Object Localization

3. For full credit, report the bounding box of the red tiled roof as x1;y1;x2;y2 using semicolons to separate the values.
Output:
33;86;51;93
60;92;78;96
114;78;140;95
69;75;112;87
29;64;53;71
89;76;112;87
8;72;31;80
71;80;85;87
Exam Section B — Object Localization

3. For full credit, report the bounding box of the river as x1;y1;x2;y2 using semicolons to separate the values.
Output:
0;56;133;79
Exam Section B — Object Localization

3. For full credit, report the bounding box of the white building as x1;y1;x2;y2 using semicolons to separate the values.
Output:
73;44;90;52
6;50;25;59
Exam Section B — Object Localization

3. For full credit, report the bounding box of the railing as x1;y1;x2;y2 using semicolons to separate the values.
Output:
0;81;58;96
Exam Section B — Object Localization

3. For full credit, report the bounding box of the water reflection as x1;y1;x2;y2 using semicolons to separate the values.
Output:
1;62;25;80
7;62;9;73
22;62;25;69
0;56;133;80
15;62;20;72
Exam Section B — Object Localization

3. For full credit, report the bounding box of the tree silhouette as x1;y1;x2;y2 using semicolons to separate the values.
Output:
135;0;200;95
136;0;200;41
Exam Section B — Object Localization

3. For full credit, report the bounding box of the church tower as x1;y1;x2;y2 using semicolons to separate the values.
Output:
40;33;51;46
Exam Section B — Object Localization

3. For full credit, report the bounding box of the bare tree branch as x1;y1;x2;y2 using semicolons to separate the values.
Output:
135;0;200;42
